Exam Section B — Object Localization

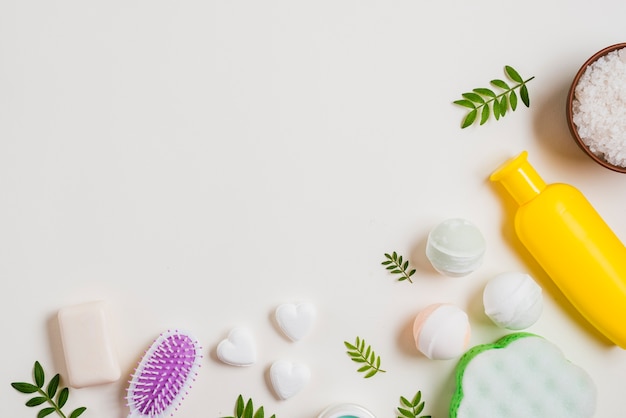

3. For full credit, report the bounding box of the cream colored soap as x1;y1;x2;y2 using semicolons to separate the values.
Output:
57;301;121;388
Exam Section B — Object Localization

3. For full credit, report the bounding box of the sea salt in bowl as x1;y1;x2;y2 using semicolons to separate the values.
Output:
567;43;626;173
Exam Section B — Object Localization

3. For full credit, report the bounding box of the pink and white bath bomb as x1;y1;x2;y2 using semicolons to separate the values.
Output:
413;303;471;360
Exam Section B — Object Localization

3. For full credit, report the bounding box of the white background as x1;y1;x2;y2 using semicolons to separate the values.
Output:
2;1;626;417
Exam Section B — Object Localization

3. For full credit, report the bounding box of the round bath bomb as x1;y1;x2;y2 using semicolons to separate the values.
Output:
483;272;543;330
425;218;486;277
413;303;471;360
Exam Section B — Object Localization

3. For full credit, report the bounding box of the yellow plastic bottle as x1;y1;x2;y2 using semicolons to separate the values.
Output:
490;150;626;348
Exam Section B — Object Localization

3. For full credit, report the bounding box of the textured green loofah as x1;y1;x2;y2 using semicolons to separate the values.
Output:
450;332;596;418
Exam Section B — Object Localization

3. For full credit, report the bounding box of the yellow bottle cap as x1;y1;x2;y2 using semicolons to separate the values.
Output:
490;151;547;205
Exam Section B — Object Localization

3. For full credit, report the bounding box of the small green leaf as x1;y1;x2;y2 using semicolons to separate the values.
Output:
34;362;45;388
227;396;274;418
509;90;518;111
253;406;265;418
396;390;431;418
26;397;47;407
473;87;496;97
236;394;245;416
453;99;476;109
381;251;415;283
493;100;501;120
345;337;385;378
505;65;523;83
13;362;88;418
490;79;509;89
462;92;484;104
243;398;253;418
398;408;413;418
69;407;87;418
57;387;69;409
499;97;507;117
47;374;59;398
461;108;478;128
480;105;490;125
11;382;39;393
37;408;56;418
456;66;533;128
520;84;530;107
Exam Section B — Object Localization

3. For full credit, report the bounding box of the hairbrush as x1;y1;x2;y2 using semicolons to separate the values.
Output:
127;329;202;418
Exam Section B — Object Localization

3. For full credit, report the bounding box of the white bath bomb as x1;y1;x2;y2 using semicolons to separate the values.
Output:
425;218;486;277
413;303;471;360
483;272;543;330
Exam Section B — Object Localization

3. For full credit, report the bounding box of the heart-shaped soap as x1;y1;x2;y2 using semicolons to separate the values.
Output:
275;302;316;341
269;360;310;400
216;327;257;366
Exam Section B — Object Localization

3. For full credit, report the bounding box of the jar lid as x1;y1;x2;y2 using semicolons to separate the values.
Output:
317;403;376;418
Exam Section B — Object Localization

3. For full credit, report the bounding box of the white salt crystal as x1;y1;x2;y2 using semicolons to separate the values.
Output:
572;47;626;168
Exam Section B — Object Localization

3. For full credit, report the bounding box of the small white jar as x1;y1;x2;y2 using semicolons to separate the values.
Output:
318;403;376;418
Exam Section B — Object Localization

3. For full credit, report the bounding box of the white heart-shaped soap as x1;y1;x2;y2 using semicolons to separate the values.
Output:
275;302;316;341
216;327;257;366
269;360;310;400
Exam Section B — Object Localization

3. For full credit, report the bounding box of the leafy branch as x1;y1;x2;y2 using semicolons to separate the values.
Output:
11;361;86;418
222;394;276;418
397;390;431;418
454;65;534;128
344;336;386;378
382;252;416;283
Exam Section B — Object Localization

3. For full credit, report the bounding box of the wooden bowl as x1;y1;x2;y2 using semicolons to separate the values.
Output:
566;42;626;173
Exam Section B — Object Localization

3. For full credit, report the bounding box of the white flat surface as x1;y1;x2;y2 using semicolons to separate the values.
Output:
2;1;626;417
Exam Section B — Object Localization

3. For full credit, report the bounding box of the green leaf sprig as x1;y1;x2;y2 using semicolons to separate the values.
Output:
11;361;86;418
382;252;416;283
454;65;534;128
397;390;431;418
222;394;276;418
344;336;386;378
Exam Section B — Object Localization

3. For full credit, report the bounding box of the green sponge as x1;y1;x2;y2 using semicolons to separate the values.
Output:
450;332;596;418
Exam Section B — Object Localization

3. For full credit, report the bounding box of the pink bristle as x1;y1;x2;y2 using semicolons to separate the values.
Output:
127;330;202;418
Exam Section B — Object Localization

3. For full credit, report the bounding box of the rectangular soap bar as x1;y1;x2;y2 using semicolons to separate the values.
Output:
57;301;121;388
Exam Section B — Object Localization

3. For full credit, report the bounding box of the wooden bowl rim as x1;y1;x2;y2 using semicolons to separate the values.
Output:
566;42;626;173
